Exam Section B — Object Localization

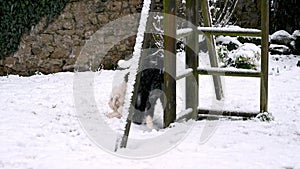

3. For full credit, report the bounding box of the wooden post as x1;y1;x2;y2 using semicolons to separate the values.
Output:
200;0;224;100
186;0;199;120
163;0;176;128
260;0;269;112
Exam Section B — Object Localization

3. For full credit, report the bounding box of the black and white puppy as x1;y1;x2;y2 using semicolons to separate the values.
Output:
107;54;164;129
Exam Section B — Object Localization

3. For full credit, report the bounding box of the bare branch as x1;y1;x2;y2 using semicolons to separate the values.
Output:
216;0;230;24
221;0;239;26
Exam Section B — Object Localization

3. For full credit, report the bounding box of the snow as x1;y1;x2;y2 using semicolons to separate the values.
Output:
216;36;242;46
117;59;131;69
122;0;151;120
270;30;293;46
176;28;193;38
271;30;292;40
176;108;193;121
176;68;193;80
292;30;300;38
198;26;261;34
1;0;299;167
269;44;291;54
1;54;300;168
231;43;261;67
233;43;261;56
197;66;260;74
217;43;261;70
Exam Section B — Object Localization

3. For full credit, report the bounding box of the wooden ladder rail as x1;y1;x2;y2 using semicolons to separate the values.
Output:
199;0;224;100
185;0;199;120
163;0;177;127
175;0;270;119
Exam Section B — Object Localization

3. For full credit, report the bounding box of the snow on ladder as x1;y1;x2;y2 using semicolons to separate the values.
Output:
174;0;270;119
119;0;270;149
118;0;152;149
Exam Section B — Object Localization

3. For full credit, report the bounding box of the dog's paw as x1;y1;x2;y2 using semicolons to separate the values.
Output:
146;115;153;129
106;112;122;119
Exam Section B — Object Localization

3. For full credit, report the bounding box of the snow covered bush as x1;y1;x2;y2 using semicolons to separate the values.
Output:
231;43;261;70
216;35;242;51
269;44;291;55
270;30;293;46
292;30;300;54
237;36;261;46
269;30;300;55
217;43;261;70
217;45;234;67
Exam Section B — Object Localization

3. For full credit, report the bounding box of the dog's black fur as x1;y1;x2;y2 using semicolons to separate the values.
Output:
131;53;165;124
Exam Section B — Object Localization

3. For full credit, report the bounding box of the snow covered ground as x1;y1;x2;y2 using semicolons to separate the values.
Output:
0;54;300;169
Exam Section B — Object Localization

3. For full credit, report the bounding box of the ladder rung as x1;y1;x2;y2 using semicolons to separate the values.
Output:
176;68;193;80
197;67;261;77
198;27;261;37
176;28;193;38
198;109;259;118
198;114;247;120
176;27;261;38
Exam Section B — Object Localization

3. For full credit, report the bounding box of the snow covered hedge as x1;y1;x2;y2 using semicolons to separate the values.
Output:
217;43;260;70
216;28;300;56
216;29;300;70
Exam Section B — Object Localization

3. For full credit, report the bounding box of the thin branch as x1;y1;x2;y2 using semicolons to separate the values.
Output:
221;0;239;26
216;0;230;24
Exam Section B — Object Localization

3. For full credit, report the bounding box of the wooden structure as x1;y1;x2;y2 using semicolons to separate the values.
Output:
163;0;177;127
165;0;270;122
120;0;269;149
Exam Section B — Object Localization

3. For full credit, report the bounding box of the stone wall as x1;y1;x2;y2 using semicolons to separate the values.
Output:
0;0;275;76
0;0;142;76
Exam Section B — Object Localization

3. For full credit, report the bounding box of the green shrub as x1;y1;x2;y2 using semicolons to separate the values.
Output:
0;0;69;59
234;54;258;70
217;45;234;68
217;43;261;70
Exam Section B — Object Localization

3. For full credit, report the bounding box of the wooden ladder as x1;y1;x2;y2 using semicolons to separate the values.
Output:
120;0;269;149
165;0;270;122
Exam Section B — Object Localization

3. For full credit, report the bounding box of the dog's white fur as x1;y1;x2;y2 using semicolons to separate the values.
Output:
106;81;127;119
106;81;154;129
106;69;154;129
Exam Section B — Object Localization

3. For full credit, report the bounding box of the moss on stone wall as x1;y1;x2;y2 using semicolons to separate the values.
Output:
0;0;69;60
